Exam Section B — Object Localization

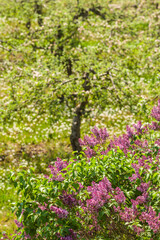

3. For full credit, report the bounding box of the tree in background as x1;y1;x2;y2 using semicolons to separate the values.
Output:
0;0;159;152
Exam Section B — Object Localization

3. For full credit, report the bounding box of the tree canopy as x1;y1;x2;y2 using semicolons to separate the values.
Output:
0;0;160;151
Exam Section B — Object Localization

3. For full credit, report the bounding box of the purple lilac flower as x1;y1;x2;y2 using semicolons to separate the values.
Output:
151;100;160;121
137;182;150;193
132;225;144;235
138;156;148;167
79;134;98;148
24;232;31;239
79;127;109;148
129;173;141;182
84;146;95;158
60;192;77;207
14;220;24;228
140;206;160;233
126;125;134;138
131;163;140;175
130;199;139;214
112;134;131;154
114;187;126;203
136;194;147;204
155;139;160;146
50;206;68;218
91;126;109;142
60;229;77;240
87;177;113;209
45;158;69;181
134;139;148;148
133;121;143;135
148;121;160;130
60;237;73;240
119;207;136;222
83;135;98;147
113;206;121;212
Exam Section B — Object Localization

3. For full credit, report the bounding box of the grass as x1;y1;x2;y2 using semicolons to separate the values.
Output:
0;166;17;237
0;210;16;237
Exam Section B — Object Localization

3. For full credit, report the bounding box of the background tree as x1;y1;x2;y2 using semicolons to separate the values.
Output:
0;0;159;153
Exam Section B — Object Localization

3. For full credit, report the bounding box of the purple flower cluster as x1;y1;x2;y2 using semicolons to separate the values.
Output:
79;135;98;148
83;146;95;158
60;237;73;240
132;225;144;235
87;177;113;209
79;127;109;147
140;206;160;233
86;172;159;235
148;121;160;130
91;126;109;142
114;187;126;203
129;155;153;182
136;193;148;204
14;220;24;228
55;158;68;171
126;125;134;138
133;121;143;135
113;186;159;235
114;135;131;151
45;158;69;181
60;191;77;207
79;127;109;158
60;229;77;240
137;182;150;193
50;206;69;218
119;207;136;222
151;99;160;121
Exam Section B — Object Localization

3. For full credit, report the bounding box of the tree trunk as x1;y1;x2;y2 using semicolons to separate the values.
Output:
70;71;92;153
34;0;43;26
70;100;87;153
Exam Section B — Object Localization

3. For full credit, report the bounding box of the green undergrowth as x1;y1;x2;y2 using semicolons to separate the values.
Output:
0;166;17;237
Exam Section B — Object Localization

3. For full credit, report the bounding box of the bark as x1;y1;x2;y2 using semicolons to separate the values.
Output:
34;0;43;26
70;100;87;153
70;71;93;153
54;25;64;57
66;58;72;76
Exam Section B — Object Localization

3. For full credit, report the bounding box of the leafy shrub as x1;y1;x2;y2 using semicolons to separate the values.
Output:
4;101;160;240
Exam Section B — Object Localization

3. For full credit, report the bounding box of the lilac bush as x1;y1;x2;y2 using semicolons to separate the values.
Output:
151;100;160;121
4;101;160;240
